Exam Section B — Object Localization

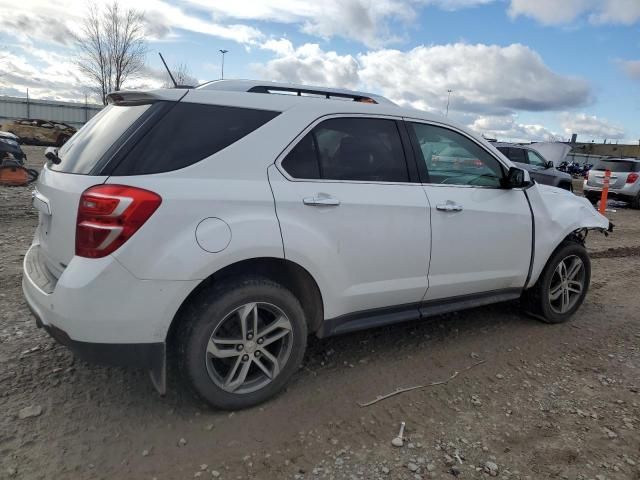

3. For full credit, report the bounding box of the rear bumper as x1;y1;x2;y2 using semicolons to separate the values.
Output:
584;183;639;201
39;320;164;370
22;244;197;370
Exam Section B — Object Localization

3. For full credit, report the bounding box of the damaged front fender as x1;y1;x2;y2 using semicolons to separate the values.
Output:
525;184;610;288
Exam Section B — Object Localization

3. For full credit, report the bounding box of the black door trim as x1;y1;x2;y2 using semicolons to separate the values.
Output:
317;288;522;338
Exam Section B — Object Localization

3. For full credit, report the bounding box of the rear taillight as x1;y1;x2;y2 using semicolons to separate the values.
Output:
76;185;161;258
627;173;639;184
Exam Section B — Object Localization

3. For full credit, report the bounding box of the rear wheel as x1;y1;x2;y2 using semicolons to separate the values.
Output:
521;241;590;323
630;193;640;210
178;277;307;409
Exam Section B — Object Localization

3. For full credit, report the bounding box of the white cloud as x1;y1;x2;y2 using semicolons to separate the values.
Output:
468;115;561;142
358;43;591;115
0;46;164;103
255;41;592;142
187;0;415;48
0;0;264;46
257;42;591;116
186;0;498;48
508;0;640;25
255;43;360;89
618;59;640;80
261;38;295;56
560;113;625;140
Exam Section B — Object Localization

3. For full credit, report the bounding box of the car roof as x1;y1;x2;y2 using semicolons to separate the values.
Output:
112;84;454;126
493;142;533;150
598;157;640;163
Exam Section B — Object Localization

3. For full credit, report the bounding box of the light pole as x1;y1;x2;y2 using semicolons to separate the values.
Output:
445;89;453;117
219;49;229;79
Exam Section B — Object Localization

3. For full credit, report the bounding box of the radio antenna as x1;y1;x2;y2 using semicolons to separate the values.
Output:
158;52;177;88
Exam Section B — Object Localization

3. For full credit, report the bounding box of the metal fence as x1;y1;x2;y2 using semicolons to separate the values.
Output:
0;95;103;128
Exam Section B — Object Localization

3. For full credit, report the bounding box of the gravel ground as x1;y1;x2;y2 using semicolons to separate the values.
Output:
1;147;639;480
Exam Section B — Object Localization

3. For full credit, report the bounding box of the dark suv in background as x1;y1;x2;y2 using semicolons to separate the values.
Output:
495;143;573;191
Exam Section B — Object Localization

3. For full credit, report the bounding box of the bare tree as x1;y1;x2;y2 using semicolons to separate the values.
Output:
76;2;147;105
162;62;198;88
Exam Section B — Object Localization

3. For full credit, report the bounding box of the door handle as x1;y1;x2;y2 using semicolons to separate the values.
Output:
436;201;463;212
303;195;340;207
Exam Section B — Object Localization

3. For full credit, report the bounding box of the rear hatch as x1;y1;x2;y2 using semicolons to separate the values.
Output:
33;101;156;278
587;159;640;189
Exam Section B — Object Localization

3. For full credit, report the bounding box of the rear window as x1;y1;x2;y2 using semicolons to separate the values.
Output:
52;104;150;174
593;160;640;173
111;103;280;175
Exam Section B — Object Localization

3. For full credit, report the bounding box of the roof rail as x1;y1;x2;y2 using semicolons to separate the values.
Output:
196;79;396;105
247;85;378;104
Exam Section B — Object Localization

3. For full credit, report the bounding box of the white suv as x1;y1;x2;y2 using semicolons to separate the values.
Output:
23;80;611;409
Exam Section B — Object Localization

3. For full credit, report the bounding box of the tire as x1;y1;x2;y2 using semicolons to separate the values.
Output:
177;276;308;409
630;193;640;210
521;241;591;323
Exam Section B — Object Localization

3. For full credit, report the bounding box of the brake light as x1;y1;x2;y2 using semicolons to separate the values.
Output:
627;172;639;184
76;185;161;258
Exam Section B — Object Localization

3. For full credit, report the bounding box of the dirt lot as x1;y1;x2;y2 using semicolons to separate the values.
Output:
1;147;639;480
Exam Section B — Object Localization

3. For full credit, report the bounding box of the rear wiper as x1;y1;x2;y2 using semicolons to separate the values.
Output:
45;146;61;165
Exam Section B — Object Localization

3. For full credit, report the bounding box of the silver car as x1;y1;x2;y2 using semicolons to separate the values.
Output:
583;158;640;209
495;143;574;191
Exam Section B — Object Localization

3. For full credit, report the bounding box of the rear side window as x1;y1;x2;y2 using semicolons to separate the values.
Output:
281;117;409;182
594;160;640;173
498;147;527;164
52;104;150;174
112;103;280;175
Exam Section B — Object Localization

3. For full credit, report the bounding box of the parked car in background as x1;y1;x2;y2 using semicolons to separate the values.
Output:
495;143;574;191
23;80;611;409
583;158;640;209
1;119;76;146
0;130;26;163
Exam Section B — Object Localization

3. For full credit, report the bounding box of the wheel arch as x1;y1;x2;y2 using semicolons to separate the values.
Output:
166;257;324;351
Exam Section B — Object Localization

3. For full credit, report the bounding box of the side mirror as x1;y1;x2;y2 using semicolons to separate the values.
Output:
501;167;531;189
545;160;554;169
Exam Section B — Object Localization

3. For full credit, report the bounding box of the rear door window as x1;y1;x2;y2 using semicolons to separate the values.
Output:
112;103;280;175
281;117;410;182
594;160;640;173
498;147;527;164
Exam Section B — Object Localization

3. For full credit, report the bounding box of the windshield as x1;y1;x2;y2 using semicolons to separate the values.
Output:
52;104;151;174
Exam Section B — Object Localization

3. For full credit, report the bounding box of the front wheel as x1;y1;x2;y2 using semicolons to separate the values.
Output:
178;277;307;409
521;241;591;323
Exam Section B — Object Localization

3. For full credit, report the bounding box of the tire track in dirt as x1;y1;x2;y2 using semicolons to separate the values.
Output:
590;245;640;259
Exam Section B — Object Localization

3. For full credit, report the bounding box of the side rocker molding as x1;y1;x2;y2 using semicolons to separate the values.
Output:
317;288;522;338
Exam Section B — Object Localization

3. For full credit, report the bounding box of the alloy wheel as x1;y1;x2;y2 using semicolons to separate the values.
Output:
205;302;293;394
548;255;585;314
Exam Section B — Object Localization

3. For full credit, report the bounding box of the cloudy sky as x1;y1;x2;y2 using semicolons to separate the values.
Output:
0;0;639;143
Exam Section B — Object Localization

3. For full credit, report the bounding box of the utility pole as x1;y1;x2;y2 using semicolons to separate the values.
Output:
445;89;453;117
219;49;229;79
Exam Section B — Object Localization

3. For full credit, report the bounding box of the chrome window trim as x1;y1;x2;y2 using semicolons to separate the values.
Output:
274;113;419;186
